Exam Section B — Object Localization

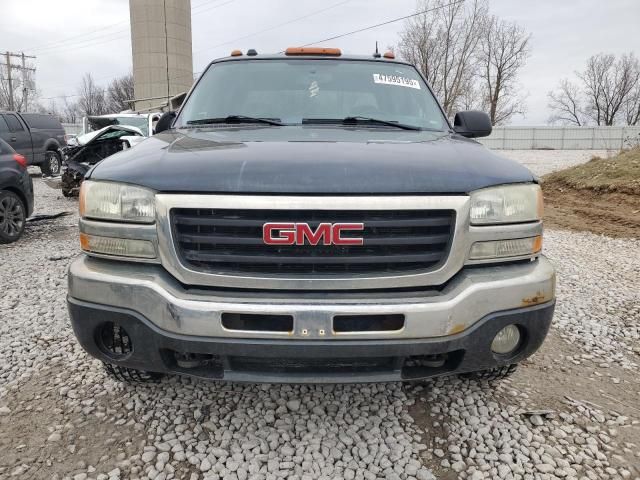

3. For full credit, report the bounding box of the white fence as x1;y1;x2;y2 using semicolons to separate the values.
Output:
62;122;83;135
60;123;640;150
478;126;640;150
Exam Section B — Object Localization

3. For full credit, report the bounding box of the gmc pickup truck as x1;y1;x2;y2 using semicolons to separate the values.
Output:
68;48;556;383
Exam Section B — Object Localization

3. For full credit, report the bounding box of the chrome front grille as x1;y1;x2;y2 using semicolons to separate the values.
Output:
171;208;455;276
155;195;470;290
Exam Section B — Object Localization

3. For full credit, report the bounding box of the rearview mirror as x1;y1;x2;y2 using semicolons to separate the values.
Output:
154;111;177;134
453;111;492;138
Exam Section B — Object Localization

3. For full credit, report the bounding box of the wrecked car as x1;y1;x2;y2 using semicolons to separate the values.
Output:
44;125;144;197
81;112;162;137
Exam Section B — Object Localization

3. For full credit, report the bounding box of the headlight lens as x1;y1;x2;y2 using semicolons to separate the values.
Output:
80;181;155;223
470;184;542;225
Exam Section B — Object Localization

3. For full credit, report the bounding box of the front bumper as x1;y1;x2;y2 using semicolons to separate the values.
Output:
67;255;555;383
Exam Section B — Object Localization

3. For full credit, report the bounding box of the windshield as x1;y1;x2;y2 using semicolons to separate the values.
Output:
177;59;448;130
88;116;150;136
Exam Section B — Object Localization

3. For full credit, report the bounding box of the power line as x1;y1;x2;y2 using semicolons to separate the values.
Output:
39;70;204;102
42;0;455;104
33;28;131;55
192;0;238;15
296;0;466;48
25;0;214;54
1;51;36;111
29;0;233;57
25;23;129;53
194;0;352;54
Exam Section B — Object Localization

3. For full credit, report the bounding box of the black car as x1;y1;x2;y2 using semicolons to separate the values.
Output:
0;138;34;243
0;111;66;175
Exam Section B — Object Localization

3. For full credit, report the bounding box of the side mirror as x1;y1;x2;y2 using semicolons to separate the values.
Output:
453;111;492;138
170;92;187;111
154;111;177;134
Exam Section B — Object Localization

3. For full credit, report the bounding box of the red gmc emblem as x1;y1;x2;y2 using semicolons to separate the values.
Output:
263;223;364;246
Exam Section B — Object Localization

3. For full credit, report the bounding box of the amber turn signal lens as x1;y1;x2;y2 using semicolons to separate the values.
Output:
532;235;543;254
78;181;87;217
285;47;342;56
79;232;89;251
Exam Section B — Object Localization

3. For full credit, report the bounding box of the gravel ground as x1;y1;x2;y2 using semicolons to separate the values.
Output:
1;153;638;480
494;150;614;176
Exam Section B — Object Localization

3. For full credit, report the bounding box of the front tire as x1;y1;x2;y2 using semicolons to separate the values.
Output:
0;190;26;244
40;150;62;176
102;362;163;383
464;364;518;382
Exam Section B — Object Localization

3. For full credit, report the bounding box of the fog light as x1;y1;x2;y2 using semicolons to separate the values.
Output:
80;233;156;258
491;325;521;354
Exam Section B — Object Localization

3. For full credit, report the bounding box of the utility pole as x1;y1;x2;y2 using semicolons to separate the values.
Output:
1;51;36;111
4;52;14;110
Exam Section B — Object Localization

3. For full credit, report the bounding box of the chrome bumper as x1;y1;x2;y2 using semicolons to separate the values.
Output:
68;255;555;340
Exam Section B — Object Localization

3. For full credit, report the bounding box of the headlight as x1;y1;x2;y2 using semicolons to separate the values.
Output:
80;181;155;223
470;184;542;225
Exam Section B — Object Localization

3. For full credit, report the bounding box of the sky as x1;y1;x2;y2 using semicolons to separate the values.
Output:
0;0;638;125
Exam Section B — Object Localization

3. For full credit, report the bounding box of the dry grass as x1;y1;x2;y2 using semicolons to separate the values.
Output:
542;147;640;195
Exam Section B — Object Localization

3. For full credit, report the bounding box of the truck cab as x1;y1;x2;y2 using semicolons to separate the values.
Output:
67;48;555;383
0;111;66;175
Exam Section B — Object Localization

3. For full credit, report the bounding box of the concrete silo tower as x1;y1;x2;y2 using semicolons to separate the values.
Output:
129;0;193;111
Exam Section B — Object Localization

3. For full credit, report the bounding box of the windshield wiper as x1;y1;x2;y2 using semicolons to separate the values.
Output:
187;115;284;126
302;116;422;131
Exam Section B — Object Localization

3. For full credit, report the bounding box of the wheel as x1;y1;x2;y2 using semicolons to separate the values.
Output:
463;364;518;382
40;150;62;176
0;190;26;244
102;362;163;383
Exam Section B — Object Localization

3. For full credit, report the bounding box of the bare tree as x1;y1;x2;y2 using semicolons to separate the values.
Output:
61;97;80;123
547;79;585;126
622;82;640;126
578;53;640;126
456;78;482;111
77;73;107;117
36;98;60;116
477;16;531;125
397;0;488;117
106;73;135;113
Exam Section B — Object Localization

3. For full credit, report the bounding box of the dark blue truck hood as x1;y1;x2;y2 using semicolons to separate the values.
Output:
89;126;535;194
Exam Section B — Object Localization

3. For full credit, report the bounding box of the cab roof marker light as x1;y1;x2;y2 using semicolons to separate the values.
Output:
230;49;243;57
285;47;342;56
383;51;395;59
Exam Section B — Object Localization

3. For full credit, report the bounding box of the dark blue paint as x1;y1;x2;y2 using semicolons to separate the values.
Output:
89;126;535;194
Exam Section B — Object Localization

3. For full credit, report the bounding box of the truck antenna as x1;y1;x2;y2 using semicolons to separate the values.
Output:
373;41;381;58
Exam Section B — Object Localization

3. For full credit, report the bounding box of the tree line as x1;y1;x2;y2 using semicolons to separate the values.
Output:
46;73;135;123
0;71;135;123
396;0;531;126
548;53;640;126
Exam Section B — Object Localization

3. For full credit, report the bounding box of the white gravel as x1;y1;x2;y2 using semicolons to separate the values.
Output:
1;156;639;479
494;149;614;176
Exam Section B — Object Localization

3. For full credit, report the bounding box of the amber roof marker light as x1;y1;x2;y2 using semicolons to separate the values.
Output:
285;47;342;56
383;51;395;59
230;49;243;57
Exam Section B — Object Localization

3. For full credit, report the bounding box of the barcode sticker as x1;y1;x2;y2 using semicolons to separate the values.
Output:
373;73;421;89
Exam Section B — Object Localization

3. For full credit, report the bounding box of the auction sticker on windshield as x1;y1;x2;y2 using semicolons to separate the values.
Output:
373;73;421;89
